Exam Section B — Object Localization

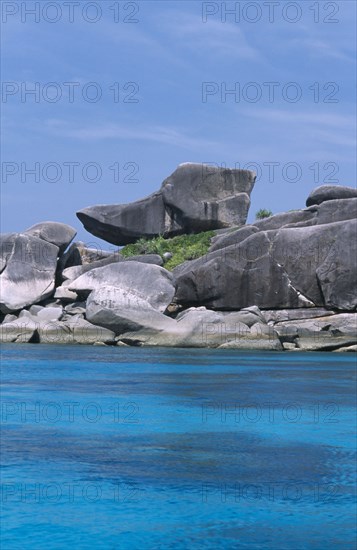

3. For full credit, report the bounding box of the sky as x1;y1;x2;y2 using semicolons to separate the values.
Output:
1;0;356;249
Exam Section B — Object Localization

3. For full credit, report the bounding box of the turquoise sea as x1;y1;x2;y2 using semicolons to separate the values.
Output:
1;345;356;549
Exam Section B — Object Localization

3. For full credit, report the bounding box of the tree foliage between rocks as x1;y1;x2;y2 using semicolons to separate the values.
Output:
121;230;215;270
256;208;273;219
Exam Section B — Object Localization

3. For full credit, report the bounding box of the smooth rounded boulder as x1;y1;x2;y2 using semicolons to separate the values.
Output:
25;221;77;255
69;261;175;311
306;185;357;207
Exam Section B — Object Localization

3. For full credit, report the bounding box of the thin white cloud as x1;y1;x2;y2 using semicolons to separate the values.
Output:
156;12;260;61
290;37;355;63
234;106;356;161
242;108;355;132
45;119;219;150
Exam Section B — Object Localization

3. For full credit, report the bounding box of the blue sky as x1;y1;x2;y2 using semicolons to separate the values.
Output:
1;0;356;248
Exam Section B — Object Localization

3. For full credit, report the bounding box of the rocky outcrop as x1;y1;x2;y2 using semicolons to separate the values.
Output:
175;214;357;312
77;163;256;245
0;172;356;352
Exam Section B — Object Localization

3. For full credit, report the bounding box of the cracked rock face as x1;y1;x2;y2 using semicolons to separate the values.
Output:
0;233;59;313
76;163;256;245
175;218;357;311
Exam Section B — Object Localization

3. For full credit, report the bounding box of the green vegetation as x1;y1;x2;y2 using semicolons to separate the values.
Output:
255;208;273;220
121;230;215;270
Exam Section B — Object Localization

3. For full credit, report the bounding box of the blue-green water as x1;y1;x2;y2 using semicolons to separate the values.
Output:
1;345;356;549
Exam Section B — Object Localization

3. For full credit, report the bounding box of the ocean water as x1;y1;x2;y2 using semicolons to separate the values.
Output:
0;344;356;550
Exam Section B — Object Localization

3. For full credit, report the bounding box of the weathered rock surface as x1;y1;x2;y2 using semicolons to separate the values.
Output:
253;208;316;231
209;226;259;253
77;164;256;245
175;219;357;311
69;261;175;311
306;185;357;207
161;163;255;232
86;285;176;334
0;233;59;313
25;221;76;255
210;198;357;254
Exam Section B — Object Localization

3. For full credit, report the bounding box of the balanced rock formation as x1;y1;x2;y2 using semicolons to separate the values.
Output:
77;163;256;245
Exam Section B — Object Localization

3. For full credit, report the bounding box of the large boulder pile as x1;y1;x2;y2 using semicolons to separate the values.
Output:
76;163;256;245
175;191;357;312
0;174;356;352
